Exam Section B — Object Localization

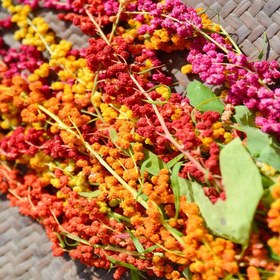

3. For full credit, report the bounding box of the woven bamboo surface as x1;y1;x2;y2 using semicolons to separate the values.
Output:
185;0;280;61
0;1;279;280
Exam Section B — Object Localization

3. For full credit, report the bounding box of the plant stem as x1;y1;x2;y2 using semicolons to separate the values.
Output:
27;18;86;86
38;105;148;209
27;18;53;55
85;8;111;45
109;2;124;43
129;74;208;177
219;25;242;54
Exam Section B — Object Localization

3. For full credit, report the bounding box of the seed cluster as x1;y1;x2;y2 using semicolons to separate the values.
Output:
0;1;280;279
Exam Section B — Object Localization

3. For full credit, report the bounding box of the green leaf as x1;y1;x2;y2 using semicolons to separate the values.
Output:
171;162;183;218
56;232;66;249
243;127;270;157
261;175;274;189
60;231;91;246
166;154;184;169
155;242;185;256
142;99;168;105
107;255;140;271
242;127;280;171
128;230;145;254
152;202;185;246
78;190;101;198
233;106;280;171
109;212;131;223
109;127;118;146
140;149;166;176
269;247;280;261
258;268;277;278
130;270;141;280
258;50;264;60
193;138;263;246
63;236;79;247
182;267;192;280
258;143;280;171
142;245;158;254
262;182;279;209
60;231;90;246
164;222;184;238
233;105;255;127
222;275;235;280
178;177;194;202
186;81;224;113
258;32;268;60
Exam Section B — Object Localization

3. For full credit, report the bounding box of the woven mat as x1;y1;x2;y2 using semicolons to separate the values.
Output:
185;0;280;61
0;196;114;280
0;1;280;280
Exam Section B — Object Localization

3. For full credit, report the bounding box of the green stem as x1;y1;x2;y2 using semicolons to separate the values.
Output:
27;18;86;86
219;25;242;54
51;210;140;255
85;8;111;45
27;18;53;55
38;105;148;209
91;71;105;122
126;11;229;53
129;74;208;176
27;186;37;211
109;212;131;223
109;2;124;43
162;14;229;54
8;189;25;201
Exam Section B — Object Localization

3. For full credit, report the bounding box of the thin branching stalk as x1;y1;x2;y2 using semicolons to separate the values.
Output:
162;14;229;54
129;74;208;176
219;24;242;54
109;2;124;42
85;7;111;45
38;105;148;209
51;210;148;256
8;189;25;201
27;186;37;211
86;6;207;176
27;18;53;55
125;10;229;53
27;18;86;86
